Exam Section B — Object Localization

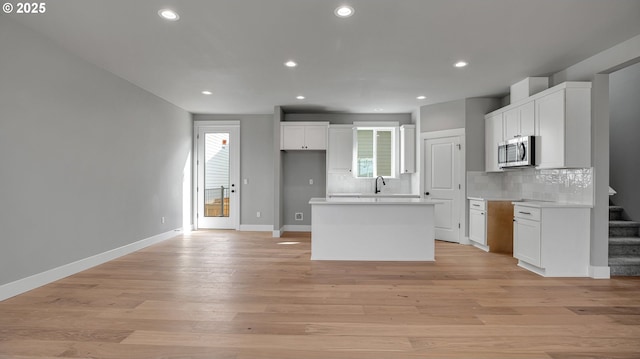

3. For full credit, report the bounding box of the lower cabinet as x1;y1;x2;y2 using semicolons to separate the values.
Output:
469;201;486;245
513;204;590;277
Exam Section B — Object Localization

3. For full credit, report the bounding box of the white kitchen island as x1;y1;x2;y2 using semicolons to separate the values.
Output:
309;197;440;261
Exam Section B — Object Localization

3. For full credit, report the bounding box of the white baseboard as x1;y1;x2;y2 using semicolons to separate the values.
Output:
470;241;490;252
0;228;182;301
239;224;273;232
272;229;282;238
589;265;611;279
282;225;311;233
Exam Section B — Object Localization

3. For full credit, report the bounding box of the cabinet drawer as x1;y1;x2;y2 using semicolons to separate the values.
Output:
514;206;541;221
469;200;486;211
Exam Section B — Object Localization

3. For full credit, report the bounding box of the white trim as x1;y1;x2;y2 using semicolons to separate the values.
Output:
422;128;465;139
0;229;181;301
589;265;611;279
239;225;273;232
272;229;282;238
282;225;311;233
470;241;490;252
194;120;241;127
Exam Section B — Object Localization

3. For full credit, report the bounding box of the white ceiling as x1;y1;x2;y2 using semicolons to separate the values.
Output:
12;0;640;114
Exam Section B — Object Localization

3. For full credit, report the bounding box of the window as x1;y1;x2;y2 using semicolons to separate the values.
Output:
354;127;396;178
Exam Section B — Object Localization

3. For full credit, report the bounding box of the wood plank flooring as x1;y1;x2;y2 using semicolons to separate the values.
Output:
1;230;640;358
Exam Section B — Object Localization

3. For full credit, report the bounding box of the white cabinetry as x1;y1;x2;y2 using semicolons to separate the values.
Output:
484;81;591;171
280;122;329;150
469;200;486;246
535;84;591;169
504;101;535;139
400;125;416;174
513;203;590;277
327;125;353;174
484;113;503;172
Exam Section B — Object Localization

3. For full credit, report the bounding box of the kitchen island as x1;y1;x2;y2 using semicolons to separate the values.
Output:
309;197;440;261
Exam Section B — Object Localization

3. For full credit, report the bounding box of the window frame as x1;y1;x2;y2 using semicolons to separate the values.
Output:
352;125;398;179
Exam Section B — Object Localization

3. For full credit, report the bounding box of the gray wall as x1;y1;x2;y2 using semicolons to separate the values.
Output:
610;61;640;221
192;114;275;227
0;18;192;286
282;151;326;226
419;100;466;132
465;98;502;172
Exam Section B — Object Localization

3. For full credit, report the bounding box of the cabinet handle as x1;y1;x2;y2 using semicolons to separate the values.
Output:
518;211;532;215
472;204;480;207
480;212;484;215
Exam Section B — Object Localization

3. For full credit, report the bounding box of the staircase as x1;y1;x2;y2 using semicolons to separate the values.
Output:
608;203;640;276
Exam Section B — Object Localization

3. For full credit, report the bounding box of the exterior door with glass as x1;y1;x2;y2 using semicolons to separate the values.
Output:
196;124;239;229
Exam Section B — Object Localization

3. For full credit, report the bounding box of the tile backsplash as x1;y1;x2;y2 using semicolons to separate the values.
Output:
327;173;412;195
467;168;593;205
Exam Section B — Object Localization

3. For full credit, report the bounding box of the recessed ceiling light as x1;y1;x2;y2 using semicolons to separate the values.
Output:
454;61;468;68
417;95;427;100
284;60;298;68
201;90;212;95
296;95;305;100
374;108;384;112
158;9;179;21
335;5;355;18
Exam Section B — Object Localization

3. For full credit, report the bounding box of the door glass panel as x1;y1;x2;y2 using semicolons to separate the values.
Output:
204;133;230;217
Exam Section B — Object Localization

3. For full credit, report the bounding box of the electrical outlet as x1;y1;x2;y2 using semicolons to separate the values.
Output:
256;211;261;218
309;179;314;185
295;212;303;221
244;178;248;185
161;217;165;224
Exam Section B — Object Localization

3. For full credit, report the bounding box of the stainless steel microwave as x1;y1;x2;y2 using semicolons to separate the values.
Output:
498;136;537;168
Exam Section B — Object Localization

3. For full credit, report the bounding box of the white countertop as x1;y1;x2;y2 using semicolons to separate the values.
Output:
310;197;441;205
468;196;522;202
513;201;593;208
328;193;420;198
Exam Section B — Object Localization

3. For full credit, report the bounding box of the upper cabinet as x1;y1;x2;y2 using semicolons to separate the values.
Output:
485;112;504;172
281;122;329;150
484;81;591;171
327;125;353;174
535;84;591;169
503;101;535;139
400;125;416;174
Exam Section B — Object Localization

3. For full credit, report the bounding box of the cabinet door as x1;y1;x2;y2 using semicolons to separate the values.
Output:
485;113;503;172
469;209;486;245
328;127;353;173
504;101;535;139
514;217;541;267
503;108;520;140
519;101;535;136
282;125;306;150
400;126;415;174
536;90;565;168
304;125;327;150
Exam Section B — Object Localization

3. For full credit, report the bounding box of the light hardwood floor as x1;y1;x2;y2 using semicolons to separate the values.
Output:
1;230;640;358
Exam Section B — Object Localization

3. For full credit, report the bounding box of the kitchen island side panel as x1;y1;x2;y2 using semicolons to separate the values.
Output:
310;203;435;261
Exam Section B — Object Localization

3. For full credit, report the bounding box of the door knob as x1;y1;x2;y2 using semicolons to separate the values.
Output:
425;192;430;196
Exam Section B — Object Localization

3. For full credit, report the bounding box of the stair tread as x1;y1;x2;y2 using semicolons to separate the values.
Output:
609;220;640;227
609;206;624;211
609;257;640;265
609;237;640;244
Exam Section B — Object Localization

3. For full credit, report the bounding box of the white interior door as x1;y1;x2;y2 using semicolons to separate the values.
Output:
196;124;240;229
424;135;462;243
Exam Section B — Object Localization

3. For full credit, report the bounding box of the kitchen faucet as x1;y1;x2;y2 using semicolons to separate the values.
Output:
374;176;386;194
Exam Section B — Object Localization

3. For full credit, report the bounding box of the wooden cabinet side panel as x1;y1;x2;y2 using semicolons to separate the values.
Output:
487;201;514;254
